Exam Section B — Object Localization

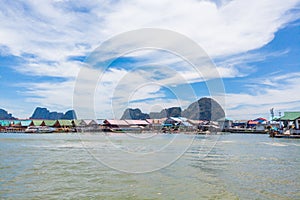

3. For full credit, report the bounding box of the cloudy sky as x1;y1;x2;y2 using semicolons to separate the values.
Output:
0;0;300;119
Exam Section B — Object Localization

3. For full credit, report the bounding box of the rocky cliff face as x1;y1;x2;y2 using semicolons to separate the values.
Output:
149;110;167;119
121;108;150;120
30;107;77;120
121;97;224;120
182;97;225;120
121;107;182;120
0;109;16;120
149;107;181;119
61;110;77;119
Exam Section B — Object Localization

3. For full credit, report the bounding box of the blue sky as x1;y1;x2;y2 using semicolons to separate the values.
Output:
0;0;300;119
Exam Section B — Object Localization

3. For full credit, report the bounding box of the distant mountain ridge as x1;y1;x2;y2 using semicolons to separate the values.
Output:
0;108;16;120
2;98;224;121
121;97;225;120
30;107;77;120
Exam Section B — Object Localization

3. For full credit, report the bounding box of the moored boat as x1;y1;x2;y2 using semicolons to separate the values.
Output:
25;126;56;133
269;128;300;138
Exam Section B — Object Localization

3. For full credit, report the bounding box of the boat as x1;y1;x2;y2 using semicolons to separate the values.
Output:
271;134;300;139
103;127;142;133
38;126;56;133
269;128;300;139
25;126;56;133
25;126;39;133
227;128;267;134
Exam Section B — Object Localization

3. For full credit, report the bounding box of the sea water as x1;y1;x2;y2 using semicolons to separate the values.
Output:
0;133;299;199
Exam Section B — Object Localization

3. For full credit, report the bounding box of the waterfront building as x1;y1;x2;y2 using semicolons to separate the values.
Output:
20;120;32;127
277;112;300;134
43;120;60;128
146;118;166;130
232;120;248;128
103;119;129;129
57;120;73;128
125;120;149;127
29;120;45;126
83;119;98;127
217;117;233;130
0;120;11;127
73;119;87;127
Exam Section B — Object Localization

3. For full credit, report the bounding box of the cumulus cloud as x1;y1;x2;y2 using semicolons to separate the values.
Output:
1;0;299;68
225;72;300;119
0;0;299;118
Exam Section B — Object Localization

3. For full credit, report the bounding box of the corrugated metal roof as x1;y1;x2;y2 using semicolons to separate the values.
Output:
280;112;300;120
104;120;128;126
0;120;11;126
146;119;153;124
178;117;188;121
187;119;203;125
58;120;73;126
125;120;149;125
13;120;21;125
83;119;98;125
20;120;32;127
170;117;182;122
233;120;248;123
73;120;87;126
248;120;259;125
96;119;105;125
43;120;58;126
31;120;44;126
146;119;165;124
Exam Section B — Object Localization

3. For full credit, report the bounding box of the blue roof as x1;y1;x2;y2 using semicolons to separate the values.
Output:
20;120;32;126
13;120;21;125
163;124;174;127
0;120;11;126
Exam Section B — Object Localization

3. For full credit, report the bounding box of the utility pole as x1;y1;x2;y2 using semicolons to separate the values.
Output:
279;111;282;130
270;108;274;122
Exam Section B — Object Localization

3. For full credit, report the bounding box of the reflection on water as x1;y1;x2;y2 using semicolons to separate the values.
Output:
0;133;299;199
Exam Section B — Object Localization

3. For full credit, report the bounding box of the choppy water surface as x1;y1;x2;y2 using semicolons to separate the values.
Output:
0;133;299;199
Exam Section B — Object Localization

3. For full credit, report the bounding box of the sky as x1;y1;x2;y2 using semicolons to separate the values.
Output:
0;0;300;120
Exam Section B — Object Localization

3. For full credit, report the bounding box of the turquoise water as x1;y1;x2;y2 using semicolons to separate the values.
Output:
0;133;299;199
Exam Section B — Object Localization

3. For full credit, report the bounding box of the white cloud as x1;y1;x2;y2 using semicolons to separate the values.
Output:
225;72;300;119
22;80;76;111
15;60;82;78
1;0;299;65
102;0;300;56
0;0;299;118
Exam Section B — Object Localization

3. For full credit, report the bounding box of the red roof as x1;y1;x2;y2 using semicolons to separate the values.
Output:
104;120;128;126
248;120;259;125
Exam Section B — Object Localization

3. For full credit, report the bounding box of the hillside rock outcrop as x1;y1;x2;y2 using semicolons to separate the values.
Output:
182;97;225;120
0;109;16;120
121;108;150;120
30;107;77;120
